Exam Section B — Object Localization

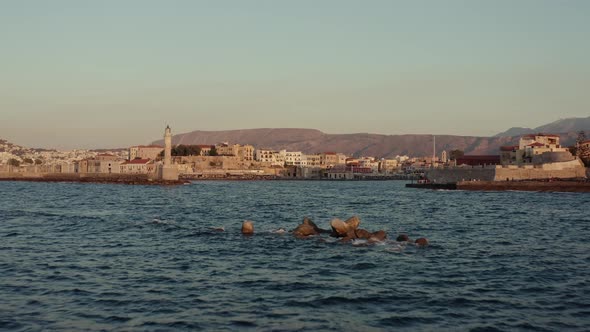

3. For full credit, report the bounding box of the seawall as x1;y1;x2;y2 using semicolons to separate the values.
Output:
0;173;188;185
457;180;590;193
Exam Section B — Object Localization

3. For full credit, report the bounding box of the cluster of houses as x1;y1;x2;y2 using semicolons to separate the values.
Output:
3;129;588;180
32;139;417;179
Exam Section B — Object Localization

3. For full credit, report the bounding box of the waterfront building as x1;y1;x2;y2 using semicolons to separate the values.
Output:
284;151;302;166
379;159;399;173
237;145;255;161
501;133;570;165
129;145;164;161
327;165;354;179
302;154;321;167
320;152;339;168
215;142;239;156
255;149;286;166
120;158;152;174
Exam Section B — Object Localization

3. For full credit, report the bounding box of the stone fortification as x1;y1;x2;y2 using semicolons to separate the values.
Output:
425;167;496;183
426;160;586;184
532;151;576;164
494;162;586;181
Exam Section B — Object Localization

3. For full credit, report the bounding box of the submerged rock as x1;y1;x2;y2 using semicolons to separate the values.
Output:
369;230;387;242
396;234;410;242
415;238;429;247
241;220;254;235
272;228;286;234
355;229;372;240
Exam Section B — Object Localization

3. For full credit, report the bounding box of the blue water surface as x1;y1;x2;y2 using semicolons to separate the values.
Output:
1;180;589;331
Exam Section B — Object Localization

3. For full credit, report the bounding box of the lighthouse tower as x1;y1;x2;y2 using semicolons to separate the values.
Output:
164;125;172;166
160;125;179;181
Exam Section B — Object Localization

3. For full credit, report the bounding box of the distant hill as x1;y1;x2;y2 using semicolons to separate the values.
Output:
152;128;521;158
150;117;590;158
494;127;534;138
495;116;590;137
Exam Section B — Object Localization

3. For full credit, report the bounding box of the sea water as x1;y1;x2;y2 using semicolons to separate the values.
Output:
1;181;589;331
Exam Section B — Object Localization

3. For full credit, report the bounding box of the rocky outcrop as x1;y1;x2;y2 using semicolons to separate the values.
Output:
239;215;397;246
292;217;329;237
327;216;388;243
330;216;361;237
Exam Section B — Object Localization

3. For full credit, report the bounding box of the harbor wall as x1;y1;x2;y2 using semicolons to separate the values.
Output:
426;160;587;184
425;168;496;183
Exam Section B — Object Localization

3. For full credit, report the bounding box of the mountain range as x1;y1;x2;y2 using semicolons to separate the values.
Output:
494;117;590;137
152;117;590;158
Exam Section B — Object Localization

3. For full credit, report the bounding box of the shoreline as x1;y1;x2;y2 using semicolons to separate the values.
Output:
0;174;189;186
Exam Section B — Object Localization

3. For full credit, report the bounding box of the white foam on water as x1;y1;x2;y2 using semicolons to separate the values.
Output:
351;239;368;246
151;218;175;225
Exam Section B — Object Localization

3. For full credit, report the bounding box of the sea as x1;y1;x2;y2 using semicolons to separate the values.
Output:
1;180;589;331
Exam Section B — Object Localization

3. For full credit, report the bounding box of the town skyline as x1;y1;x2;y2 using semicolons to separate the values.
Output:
2;1;590;149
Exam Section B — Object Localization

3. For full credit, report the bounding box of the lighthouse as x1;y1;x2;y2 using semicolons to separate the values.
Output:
164;125;172;167
160;125;178;181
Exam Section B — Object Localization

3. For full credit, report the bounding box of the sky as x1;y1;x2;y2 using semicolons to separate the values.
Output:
1;0;590;149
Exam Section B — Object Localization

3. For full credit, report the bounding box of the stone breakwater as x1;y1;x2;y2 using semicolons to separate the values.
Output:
0;173;189;185
457;180;590;192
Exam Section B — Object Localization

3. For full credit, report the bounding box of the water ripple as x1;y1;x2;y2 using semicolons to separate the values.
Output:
0;181;589;331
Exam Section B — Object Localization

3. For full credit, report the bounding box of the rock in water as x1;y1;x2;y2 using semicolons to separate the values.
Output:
355;229;372;239
292;217;326;237
330;218;349;237
415;238;429;247
331;216;362;237
396;234;410;242
369;230;387;242
344;216;360;231
241;220;254;235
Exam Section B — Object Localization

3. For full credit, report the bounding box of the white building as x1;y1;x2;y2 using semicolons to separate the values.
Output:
284;151;303;166
255;149;286;166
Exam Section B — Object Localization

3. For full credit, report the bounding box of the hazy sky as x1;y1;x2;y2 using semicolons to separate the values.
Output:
1;0;589;149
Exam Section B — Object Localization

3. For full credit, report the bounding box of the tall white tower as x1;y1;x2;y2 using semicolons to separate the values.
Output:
164;125;172;166
159;125;178;181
